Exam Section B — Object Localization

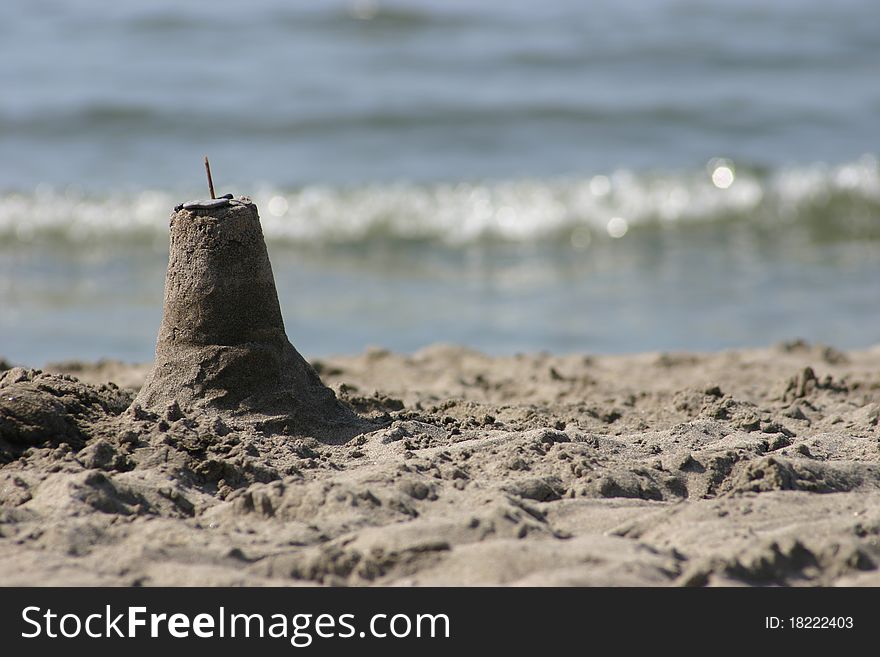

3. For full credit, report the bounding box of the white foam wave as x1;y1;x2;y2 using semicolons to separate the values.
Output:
1;156;877;246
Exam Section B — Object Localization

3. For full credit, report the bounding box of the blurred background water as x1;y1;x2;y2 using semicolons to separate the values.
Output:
1;0;878;364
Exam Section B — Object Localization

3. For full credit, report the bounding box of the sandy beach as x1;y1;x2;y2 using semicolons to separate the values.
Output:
2;0;879;598
4;17;880;657
2;340;878;586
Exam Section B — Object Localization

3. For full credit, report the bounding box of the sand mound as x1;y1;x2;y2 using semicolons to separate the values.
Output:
135;198;371;442
0;368;131;463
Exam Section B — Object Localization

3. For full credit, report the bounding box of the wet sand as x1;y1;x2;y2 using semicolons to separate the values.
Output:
1;340;879;586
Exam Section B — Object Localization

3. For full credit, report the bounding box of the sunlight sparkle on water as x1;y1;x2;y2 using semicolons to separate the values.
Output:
606;216;628;238
268;195;289;217
710;160;736;189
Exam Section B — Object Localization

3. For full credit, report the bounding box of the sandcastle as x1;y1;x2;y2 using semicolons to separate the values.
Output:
134;163;367;442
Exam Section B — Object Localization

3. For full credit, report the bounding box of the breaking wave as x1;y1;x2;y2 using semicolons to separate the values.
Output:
1;156;878;247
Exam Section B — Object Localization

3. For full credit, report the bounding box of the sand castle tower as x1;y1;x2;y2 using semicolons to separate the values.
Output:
134;162;366;441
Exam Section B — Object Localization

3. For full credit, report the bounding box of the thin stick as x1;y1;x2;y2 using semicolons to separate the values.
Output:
204;156;216;199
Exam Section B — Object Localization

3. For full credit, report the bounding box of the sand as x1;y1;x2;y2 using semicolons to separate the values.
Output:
1;339;879;586
135;198;368;442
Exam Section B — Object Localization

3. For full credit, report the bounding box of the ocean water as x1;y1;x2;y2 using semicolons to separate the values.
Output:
1;0;879;364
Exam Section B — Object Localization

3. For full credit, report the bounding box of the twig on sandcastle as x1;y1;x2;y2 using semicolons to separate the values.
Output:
204;155;216;200
134;160;370;442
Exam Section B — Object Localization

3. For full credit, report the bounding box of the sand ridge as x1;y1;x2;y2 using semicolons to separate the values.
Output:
1;340;878;586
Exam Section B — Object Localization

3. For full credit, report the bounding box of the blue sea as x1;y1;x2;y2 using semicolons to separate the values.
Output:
1;0;878;364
